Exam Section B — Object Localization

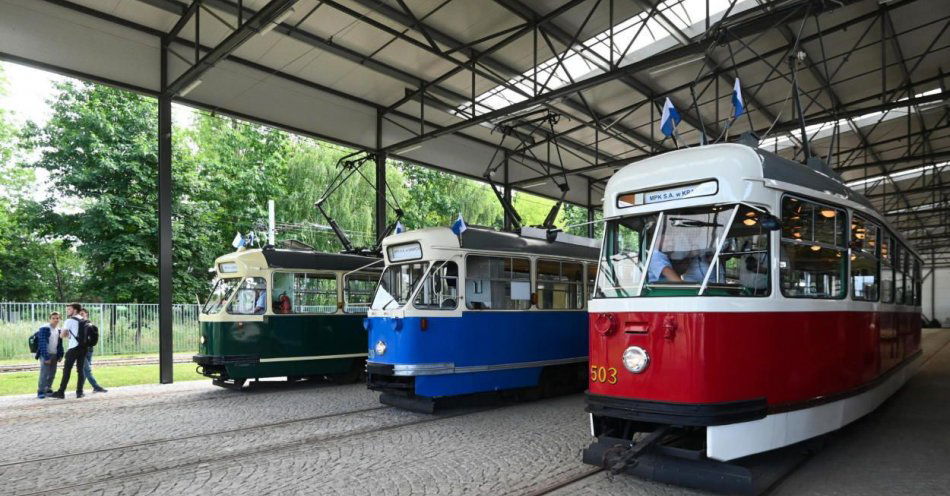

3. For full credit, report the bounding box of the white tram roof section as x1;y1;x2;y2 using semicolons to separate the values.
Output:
382;226;600;265
602;144;919;255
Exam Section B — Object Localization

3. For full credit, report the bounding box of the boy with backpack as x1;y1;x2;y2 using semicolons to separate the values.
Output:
51;303;89;399
32;312;65;399
79;309;106;393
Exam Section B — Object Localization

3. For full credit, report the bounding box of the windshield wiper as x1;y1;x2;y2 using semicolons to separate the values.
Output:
670;218;723;228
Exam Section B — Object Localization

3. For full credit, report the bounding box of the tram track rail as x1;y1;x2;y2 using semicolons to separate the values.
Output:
9;401;505;496
524;467;604;495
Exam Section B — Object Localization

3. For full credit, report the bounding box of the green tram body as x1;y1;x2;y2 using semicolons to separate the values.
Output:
193;247;380;388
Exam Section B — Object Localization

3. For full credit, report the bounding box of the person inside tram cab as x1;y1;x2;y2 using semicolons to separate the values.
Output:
276;292;292;314
253;289;267;314
647;250;712;283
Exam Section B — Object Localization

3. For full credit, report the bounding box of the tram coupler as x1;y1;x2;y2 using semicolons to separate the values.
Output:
601;426;670;475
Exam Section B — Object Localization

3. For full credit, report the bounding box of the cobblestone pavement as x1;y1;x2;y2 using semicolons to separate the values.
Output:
2;330;948;496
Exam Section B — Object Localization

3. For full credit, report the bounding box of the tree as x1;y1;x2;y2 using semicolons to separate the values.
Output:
397;164;503;230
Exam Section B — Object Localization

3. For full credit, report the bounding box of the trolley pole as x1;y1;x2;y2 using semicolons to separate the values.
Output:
158;37;174;384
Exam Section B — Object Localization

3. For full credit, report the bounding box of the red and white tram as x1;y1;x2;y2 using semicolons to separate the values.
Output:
582;143;922;493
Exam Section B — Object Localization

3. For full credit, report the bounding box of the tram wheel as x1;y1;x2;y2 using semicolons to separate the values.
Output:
330;358;365;384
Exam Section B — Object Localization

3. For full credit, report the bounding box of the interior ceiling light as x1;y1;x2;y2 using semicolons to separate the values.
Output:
743;218;757;226
810;245;822;252
819;209;836;218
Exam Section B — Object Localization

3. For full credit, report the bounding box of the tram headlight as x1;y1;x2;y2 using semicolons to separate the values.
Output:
199;335;205;345
621;346;649;374
374;340;387;356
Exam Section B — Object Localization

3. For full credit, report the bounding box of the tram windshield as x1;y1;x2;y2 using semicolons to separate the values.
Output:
202;278;240;314
596;204;772;297
371;262;428;310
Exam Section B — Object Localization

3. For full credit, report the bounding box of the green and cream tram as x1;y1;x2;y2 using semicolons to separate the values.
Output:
194;246;380;388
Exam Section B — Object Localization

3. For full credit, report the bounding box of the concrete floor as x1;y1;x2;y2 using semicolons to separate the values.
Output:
1;329;947;495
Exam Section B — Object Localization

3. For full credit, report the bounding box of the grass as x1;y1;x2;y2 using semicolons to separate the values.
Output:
0;363;205;396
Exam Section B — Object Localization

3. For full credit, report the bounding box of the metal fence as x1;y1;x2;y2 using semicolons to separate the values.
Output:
0;302;199;361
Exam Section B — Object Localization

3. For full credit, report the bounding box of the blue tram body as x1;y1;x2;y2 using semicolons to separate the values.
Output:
365;226;599;412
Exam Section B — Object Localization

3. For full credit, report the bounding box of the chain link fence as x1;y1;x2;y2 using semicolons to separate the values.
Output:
0;302;199;361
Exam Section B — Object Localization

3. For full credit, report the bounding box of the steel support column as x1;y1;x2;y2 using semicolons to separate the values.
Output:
587;178;595;238
158;38;174;385
503;155;513;231
375;112;387;240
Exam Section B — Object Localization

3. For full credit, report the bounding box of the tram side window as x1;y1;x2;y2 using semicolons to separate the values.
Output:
894;245;905;304
344;272;379;314
537;260;584;309
414;261;459;310
914;259;922;306
227;277;267;314
466;256;531;310
586;263;597;301
908;252;917;306
880;235;894;303
779;197;847;299
596;214;656;298
850;215;880;301
712;206;771;296
272;273;337;314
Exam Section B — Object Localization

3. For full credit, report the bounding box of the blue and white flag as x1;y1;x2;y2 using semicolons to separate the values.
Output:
247;232;257;246
395;221;405;234
659;97;681;138
731;78;744;118
231;231;245;249
451;213;467;237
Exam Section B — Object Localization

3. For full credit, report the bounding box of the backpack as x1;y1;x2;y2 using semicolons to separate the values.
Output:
28;330;40;354
84;322;99;347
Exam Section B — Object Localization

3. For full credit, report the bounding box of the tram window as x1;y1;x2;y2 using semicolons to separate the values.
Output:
780;197;846;299
894;245;905;304
372;262;427;310
908;252;916;306
850;215;880;301
595;214;656;298
586;264;597;302
914;259;922;306
344;272;378;314
881;235;894;303
272;272;337;314
414;261;459;310
227;277;267;315
537;260;584;309
203;278;240;314
712;206;771;296
465;256;531;310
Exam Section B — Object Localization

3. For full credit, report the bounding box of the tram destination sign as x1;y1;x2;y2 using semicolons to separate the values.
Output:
618;180;718;207
388;242;423;262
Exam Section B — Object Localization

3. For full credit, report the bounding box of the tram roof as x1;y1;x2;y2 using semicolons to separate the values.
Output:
259;247;378;271
384;226;600;261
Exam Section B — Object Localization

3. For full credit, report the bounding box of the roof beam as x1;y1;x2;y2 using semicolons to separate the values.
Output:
381;0;865;153
165;0;299;96
342;0;659;156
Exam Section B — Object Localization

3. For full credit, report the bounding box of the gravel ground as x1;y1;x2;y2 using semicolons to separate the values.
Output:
1;330;947;496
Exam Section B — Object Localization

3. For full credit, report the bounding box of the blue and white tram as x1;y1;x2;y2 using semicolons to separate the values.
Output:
365;226;600;412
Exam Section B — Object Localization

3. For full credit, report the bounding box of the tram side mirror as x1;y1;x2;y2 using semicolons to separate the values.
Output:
760;214;781;231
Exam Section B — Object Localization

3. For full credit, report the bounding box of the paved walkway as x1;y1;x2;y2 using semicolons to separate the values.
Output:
0;330;947;495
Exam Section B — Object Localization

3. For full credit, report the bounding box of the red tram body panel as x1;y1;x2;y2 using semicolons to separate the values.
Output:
588;310;920;407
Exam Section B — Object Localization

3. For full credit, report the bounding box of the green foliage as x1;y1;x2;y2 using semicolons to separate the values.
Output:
398;163;503;230
21;82;162;302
